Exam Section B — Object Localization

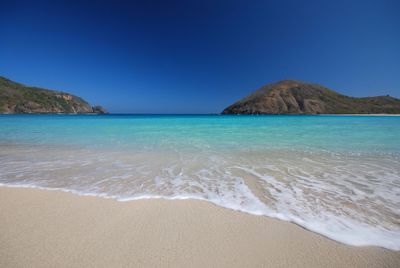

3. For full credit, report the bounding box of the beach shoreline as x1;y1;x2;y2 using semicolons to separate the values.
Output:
1;186;399;268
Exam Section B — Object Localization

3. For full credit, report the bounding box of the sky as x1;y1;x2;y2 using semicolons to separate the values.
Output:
1;0;399;113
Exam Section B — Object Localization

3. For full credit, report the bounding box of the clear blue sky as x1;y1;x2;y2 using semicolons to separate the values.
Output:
1;0;399;113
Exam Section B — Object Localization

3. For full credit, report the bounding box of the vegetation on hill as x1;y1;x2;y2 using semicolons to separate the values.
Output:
0;76;107;114
222;80;400;114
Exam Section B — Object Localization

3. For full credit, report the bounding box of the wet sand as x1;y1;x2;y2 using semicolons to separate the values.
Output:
0;187;399;267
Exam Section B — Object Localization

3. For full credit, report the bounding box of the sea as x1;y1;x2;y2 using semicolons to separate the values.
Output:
0;114;399;250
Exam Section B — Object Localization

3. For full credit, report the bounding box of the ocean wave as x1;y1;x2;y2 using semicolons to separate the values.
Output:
1;145;399;250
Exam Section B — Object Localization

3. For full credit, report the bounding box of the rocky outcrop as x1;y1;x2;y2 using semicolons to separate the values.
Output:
222;80;400;114
0;76;108;114
92;105;108;114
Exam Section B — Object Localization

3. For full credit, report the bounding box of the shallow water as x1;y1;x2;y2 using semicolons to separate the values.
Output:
0;114;399;250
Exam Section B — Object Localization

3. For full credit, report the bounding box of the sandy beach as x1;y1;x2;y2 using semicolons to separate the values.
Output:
0;187;399;268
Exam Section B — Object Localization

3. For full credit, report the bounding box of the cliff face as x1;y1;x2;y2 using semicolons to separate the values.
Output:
0;76;107;114
222;80;400;114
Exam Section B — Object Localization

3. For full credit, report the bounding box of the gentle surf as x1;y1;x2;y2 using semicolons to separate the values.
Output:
0;114;399;250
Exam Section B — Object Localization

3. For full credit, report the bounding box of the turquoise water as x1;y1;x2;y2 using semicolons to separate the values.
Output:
1;115;400;250
1;114;399;152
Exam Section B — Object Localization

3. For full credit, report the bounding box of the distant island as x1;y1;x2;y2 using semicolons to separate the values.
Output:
222;80;400;115
0;76;107;114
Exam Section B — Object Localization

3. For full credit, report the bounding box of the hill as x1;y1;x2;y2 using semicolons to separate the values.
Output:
0;76;107;114
222;80;400;114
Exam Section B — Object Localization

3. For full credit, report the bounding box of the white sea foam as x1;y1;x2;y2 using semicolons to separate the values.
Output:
0;144;399;250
